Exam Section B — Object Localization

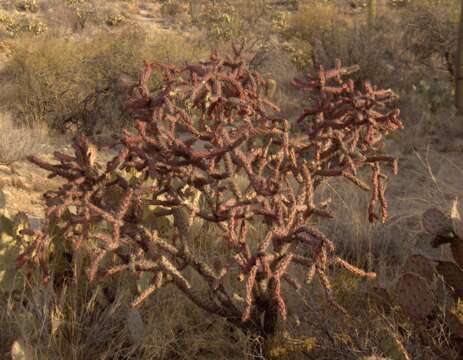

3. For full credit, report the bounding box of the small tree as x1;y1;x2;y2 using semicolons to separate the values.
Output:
17;46;403;356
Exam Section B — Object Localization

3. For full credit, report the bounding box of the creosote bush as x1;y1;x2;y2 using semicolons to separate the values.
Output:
402;0;460;75
191;0;281;61
16;45;404;356
0;26;202;133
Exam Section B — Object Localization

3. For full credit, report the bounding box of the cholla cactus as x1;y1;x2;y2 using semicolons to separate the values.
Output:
16;46;403;351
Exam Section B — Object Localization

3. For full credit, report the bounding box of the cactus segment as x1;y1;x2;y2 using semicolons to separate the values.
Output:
395;272;435;319
126;307;145;344
451;240;463;269
401;254;434;283
435;261;463;299
422;207;453;236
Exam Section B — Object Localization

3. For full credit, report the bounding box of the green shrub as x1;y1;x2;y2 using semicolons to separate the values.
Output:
284;3;343;42
279;3;418;90
279;3;351;71
401;0;460;75
15;0;38;13
160;0;188;18
0;12;47;37
55;0;100;32
192;0;280;56
105;14;125;27
0;27;201;134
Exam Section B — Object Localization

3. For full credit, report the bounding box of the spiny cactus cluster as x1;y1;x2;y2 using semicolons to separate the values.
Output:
14;45;403;352
0;211;31;293
393;253;463;354
361;251;463;358
364;203;463;357
423;199;463;268
395;271;435;319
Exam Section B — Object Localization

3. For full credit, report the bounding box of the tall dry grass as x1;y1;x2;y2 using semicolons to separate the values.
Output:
0;112;48;165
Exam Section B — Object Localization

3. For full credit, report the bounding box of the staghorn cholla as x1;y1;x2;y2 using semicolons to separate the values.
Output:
16;44;403;348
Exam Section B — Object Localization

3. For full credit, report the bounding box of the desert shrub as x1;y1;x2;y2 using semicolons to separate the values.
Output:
280;3;417;91
284;2;342;44
1;35;100;131
105;13;125;27
15;46;403;357
15;0;39;13
0;27;200;134
160;0;188;18
46;0;100;32
280;3;353;71
194;4;237;44
0;12;47;38
192;0;281;62
413;77;454;113
401;0;460;75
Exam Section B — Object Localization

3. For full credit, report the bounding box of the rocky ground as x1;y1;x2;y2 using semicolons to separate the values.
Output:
0;139;120;227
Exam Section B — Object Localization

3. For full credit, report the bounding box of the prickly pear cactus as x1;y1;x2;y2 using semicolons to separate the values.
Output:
451;241;463;270
422;204;463;267
394;272;435;320
376;327;411;360
126;307;144;345
422;207;453;237
413;232;443;257
0;212;30;293
435;261;463;299
401;254;435;283
446;301;463;339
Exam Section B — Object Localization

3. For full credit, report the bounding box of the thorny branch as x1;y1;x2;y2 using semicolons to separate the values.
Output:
17;45;403;336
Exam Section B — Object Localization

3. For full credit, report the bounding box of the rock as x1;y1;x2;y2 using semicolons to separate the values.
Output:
0;164;12;175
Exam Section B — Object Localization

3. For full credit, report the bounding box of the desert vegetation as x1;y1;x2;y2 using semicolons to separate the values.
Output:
2;0;463;359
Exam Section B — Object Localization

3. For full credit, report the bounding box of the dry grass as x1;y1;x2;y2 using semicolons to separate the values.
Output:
0;24;204;134
0;112;48;164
